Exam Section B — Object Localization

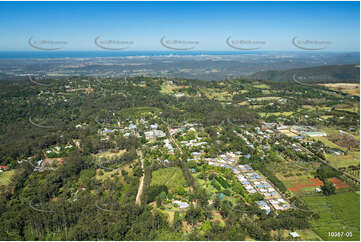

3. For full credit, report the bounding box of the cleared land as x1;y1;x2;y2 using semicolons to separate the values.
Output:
94;149;126;160
320;83;360;97
151;167;187;191
0;170;15;186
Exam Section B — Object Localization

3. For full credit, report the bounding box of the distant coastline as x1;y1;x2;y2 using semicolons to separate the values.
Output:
0;51;264;59
0;50;359;59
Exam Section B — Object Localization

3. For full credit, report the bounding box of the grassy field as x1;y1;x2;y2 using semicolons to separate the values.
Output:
311;130;360;168
320;83;360;97
313;136;343;150
254;96;281;101
118;106;161;118
278;129;297;137
151;167;187;191
321;127;345;136
326;152;360;168
259;111;293;117
0;169;15;186
335;103;360;113
253;84;270;89
301;105;331;111
303;192;360;241
201;88;233;101
160;83;189;94
94;149;126;160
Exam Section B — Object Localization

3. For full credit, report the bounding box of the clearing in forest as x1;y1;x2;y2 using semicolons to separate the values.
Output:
151;167;187;191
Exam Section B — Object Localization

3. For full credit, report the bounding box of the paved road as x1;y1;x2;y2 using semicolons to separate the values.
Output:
29;200;54;213
29;116;55;129
292;74;313;86
29;76;51;86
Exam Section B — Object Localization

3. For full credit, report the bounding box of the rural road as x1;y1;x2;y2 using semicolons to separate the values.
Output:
135;150;144;205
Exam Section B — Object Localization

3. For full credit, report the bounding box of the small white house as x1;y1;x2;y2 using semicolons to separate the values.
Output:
173;200;189;209
289;232;300;238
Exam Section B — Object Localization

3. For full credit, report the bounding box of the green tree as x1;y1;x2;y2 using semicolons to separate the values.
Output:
321;180;336;196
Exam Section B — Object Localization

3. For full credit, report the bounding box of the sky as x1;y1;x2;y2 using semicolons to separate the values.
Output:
0;1;359;51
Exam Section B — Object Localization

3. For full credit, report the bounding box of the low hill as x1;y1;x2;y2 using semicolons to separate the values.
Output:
248;64;360;83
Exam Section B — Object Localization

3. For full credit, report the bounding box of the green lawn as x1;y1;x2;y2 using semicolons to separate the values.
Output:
151;167;187;191
303;192;360;241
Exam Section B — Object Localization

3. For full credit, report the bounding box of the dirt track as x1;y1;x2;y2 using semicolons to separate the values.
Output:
135;150;144;206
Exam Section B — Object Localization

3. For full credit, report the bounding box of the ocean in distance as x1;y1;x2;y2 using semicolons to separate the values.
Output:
0;51;269;59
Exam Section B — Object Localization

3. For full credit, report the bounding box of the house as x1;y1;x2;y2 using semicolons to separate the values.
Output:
256;200;271;214
289;232;300;238
150;124;158;129
262;122;277;129
145;130;166;140
103;128;115;134
277;125;288;130
144;131;155;140
0;166;9;170
153;130;166;138
173;200;189;209
192;152;201;157
174;93;185;98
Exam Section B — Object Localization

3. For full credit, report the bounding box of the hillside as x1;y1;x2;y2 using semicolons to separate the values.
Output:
248;64;360;83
